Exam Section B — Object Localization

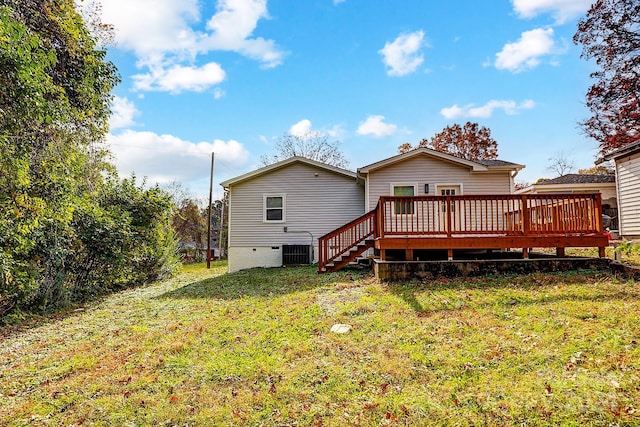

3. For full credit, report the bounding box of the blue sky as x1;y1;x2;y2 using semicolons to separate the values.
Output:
96;0;599;200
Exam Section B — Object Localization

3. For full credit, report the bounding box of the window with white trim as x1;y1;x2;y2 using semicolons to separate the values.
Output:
264;194;285;222
391;183;417;215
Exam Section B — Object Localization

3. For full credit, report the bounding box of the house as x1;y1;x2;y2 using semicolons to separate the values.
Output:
516;174;618;230
222;148;608;274
220;156;364;272
222;148;523;272
600;140;640;239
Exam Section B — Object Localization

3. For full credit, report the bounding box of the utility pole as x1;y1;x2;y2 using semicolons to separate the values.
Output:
207;152;214;269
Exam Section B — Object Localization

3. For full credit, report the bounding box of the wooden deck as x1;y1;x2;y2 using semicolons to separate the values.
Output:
318;193;608;273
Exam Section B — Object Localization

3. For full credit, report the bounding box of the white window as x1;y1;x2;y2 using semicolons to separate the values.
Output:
264;194;285;222
391;183;417;215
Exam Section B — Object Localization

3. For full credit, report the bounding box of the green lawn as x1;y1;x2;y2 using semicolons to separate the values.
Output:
1;262;639;426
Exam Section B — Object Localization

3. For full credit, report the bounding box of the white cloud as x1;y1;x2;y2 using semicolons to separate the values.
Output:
494;28;556;73
379;31;426;77
357;115;397;137
107;130;250;187
289;119;314;137
201;0;285;69
288;119;344;139
96;0;284;93
213;88;226;99
132;62;226;94
441;99;536;119
98;0;201;57
325;124;346;139
109;96;139;130
511;0;592;24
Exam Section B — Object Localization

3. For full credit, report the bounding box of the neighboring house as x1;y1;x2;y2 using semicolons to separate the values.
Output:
221;149;524;272
601;140;640;239
220;157;364;272
516;174;618;230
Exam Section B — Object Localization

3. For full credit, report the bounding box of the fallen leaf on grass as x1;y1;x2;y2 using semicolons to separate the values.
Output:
169;395;178;403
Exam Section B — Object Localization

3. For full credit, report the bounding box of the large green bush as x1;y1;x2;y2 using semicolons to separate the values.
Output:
0;2;179;320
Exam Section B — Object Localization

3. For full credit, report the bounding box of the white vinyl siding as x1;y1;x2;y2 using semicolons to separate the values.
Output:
227;162;364;253
616;152;640;238
366;155;512;211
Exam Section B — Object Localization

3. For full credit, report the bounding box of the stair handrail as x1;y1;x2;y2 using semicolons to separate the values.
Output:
318;205;378;272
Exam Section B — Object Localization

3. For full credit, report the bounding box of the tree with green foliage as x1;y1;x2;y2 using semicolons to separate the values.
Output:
0;1;178;319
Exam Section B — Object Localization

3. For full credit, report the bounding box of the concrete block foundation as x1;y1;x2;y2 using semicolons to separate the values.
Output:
374;257;614;281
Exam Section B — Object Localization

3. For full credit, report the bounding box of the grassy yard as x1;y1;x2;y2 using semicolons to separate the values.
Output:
1;262;639;426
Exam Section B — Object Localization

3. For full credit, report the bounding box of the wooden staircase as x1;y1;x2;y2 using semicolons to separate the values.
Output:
320;239;375;273
318;208;377;273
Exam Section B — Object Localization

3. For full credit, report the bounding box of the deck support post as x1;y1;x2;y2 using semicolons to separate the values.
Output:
447;248;453;261
556;247;565;257
406;249;413;261
523;248;529;259
598;246;606;258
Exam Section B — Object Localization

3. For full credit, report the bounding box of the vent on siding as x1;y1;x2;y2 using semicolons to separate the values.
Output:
282;245;311;265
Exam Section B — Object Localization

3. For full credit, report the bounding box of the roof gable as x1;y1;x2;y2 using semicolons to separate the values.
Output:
220;156;357;188
357;148;523;174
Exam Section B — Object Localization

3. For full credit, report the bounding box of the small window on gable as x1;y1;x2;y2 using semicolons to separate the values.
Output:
264;194;285;222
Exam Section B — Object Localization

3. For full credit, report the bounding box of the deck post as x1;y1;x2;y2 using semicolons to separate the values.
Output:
378;198;385;238
446;196;452;238
598;246;606;258
447;248;453;261
521;195;530;235
594;193;604;233
406;249;413;261
556;247;565;257
523;247;529;259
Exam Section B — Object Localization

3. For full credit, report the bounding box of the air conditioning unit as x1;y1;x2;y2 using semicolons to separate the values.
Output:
282;244;311;265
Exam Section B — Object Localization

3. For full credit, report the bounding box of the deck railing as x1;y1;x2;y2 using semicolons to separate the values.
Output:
318;208;377;271
378;193;603;237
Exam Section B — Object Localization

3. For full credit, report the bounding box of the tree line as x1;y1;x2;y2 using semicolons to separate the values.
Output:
0;1;179;320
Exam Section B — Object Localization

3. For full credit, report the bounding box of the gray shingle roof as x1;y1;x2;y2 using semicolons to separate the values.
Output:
475;159;522;167
538;174;615;185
